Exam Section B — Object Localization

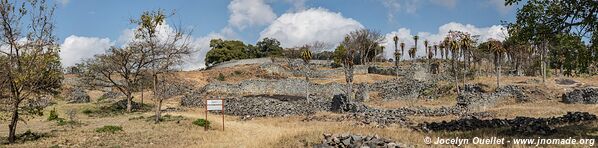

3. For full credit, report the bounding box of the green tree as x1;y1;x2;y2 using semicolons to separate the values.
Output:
205;39;250;66
255;38;283;57
333;45;347;66
506;0;597;81
0;0;63;143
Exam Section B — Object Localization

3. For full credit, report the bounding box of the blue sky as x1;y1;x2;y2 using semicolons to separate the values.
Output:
55;0;521;70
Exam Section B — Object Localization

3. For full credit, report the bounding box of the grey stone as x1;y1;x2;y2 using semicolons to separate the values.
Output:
562;88;598;104
66;87;90;104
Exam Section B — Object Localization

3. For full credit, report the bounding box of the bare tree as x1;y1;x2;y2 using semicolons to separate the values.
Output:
129;9;192;123
82;46;151;113
0;0;62;143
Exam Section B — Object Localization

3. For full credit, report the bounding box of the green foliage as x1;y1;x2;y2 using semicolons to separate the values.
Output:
192;119;210;128
216;73;225;81
204;38;284;67
205;39;251;66
95;125;123;133
333;45;346;66
47;108;59;121
300;47;312;63
255;38;283;57
81;109;93;114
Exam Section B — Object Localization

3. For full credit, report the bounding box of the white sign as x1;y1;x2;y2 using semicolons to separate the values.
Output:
207;105;223;111
207;100;223;105
207;99;223;111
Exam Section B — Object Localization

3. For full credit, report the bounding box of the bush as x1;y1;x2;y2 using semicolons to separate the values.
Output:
82;109;93;114
47;108;59;121
95;125;123;133
192;119;210;128
217;73;225;81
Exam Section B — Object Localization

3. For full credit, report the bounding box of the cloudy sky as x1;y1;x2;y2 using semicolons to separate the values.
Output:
54;0;520;70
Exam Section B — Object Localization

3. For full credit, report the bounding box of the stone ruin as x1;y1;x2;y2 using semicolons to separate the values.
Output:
313;133;412;148
370;78;434;100
65;87;90;104
562;87;598;104
457;84;549;110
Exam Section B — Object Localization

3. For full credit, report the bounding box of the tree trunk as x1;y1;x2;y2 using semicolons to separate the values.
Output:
452;53;459;94
344;66;354;101
496;54;501;88
141;88;144;105
542;47;546;84
126;93;132;112
305;64;310;103
8;99;20;143
152;74;160;122
155;99;162;124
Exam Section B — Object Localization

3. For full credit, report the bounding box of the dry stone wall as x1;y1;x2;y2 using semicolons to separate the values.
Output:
562;88;598;104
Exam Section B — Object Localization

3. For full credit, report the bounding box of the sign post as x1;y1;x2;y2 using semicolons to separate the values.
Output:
206;97;224;131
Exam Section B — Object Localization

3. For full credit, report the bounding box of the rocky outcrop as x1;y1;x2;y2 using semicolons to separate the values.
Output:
66;87;90;103
562;88;598;104
419;112;597;135
314;133;412;148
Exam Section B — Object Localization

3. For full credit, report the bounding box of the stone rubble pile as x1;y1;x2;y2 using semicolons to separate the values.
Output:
562;87;598;104
66;87;90;104
419;112;597;135
313;133;412;148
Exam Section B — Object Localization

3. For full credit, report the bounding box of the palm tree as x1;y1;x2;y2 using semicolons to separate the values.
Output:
413;35;419;59
300;47;312;102
488;39;506;88
409;47;416;59
393;35;400;77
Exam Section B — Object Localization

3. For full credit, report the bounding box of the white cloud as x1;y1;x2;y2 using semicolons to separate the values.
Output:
228;0;277;30
59;35;114;67
259;8;363;48
381;22;507;60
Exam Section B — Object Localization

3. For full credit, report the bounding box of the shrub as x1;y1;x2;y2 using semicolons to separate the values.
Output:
95;125;123;133
216;73;225;81
47;108;59;121
82;109;93;114
192;119;210;128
